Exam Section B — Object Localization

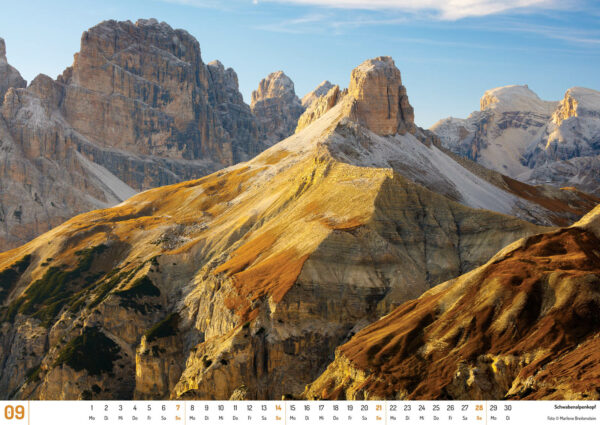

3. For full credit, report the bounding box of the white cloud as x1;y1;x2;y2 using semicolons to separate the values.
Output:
257;0;562;20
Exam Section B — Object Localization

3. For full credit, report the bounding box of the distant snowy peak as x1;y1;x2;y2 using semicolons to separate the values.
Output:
480;84;557;115
431;83;600;196
566;87;600;111
552;87;600;125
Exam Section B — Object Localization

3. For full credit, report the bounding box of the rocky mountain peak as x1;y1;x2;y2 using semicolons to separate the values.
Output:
552;87;600;125
251;70;298;105
0;37;26;104
207;60;242;102
0;37;6;62
251;70;304;145
296;84;344;133
301;80;335;108
0;19;267;251
346;56;415;136
58;17;267;166
73;18;203;88
479;84;556;114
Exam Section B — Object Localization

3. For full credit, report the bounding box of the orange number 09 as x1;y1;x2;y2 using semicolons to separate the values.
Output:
4;405;25;420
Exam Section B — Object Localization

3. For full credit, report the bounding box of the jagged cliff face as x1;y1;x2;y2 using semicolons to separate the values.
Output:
251;71;305;146
296;85;346;133
0;38;26;103
0;56;596;402
61;18;263;172
301;80;334;108
0;19;268;252
525;87;600;168
305;205;600;401
346;57;415;137
0;73;137;251
432;85;600;195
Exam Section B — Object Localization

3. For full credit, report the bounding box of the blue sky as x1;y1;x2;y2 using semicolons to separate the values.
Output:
1;0;599;127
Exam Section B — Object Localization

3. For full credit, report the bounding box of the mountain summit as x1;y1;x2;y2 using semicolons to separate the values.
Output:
432;85;600;195
0;55;596;401
0;37;26;102
251;70;304;145
345;56;415;136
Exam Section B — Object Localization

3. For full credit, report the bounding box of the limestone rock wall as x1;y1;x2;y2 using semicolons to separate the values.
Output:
0;20;272;251
251;71;305;145
346;56;415;136
0;38;26;104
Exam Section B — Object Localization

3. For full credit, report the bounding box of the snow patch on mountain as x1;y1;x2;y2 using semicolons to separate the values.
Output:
432;85;600;195
480;85;557;114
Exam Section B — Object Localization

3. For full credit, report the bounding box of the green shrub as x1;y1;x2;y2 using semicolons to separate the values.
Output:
54;327;121;376
115;276;160;299
87;267;139;311
2;245;109;326
114;276;160;314
144;313;180;343
25;364;42;383
0;254;32;304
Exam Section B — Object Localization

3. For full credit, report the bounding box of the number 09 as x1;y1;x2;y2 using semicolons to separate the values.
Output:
5;405;25;420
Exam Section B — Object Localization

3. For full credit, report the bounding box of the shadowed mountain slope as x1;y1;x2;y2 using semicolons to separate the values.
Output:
305;205;600;400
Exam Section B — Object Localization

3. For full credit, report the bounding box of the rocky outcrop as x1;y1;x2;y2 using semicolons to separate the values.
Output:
305;205;600;400
61;18;264;171
522;154;600;196
301;80;334;108
524;87;600;167
0;75;137;250
0;19;269;251
0;56;596;402
207;60;262;160
0;38;26;104
251;71;304;145
135;314;184;399
345;57;415;136
296;85;345;133
432;85;600;195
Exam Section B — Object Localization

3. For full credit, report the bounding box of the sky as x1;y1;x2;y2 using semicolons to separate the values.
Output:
0;0;599;127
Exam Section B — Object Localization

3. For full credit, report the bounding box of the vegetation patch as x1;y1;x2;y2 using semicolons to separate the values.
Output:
54;327;121;376
115;276;160;299
144;313;180;343
0;254;32;304
74;245;108;271
25;364;42;383
87;265;141;311
2;245;108;326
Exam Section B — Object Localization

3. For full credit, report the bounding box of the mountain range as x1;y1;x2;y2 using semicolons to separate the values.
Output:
0;19;315;251
432;84;600;196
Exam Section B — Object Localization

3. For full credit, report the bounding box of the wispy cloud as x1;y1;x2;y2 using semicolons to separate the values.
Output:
501;22;600;45
255;0;565;20
256;13;331;33
461;18;600;46
256;12;415;34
